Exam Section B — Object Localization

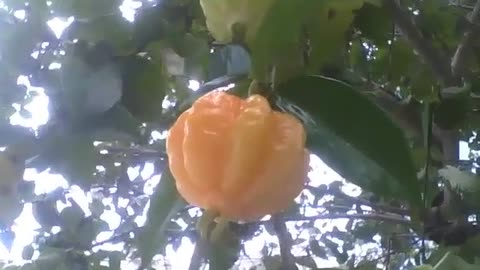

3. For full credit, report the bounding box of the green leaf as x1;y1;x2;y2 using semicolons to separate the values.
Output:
121;55;169;122
32;200;60;228
89;199;104;218
43;133;100;189
3;266;21;270
35;248;66;270
351;222;377;243
58;54;122;123
19;263;37;270
132;6;170;50
425;246;449;266
0;21;49;72
275;75;422;207
353;3;392;44
206;238;241;270
59;204;85;232
76;218;100;249
356;261;378;270
200;0;276;43
108;251;122;270
416;0;463;50
304;1;366;72
371;39;418;85
183;44;210;80
263;255;282;270
412;266;434;270
456;234;480;264
91;267;110;270
22;246;34;260
171;32;209;61
82;64;123;115
433;93;469;130
410;67;439;102
0;124;34;146
136;167;186;268
0;66;28;107
309;240;328;259
295;256;317;269
248;0;305;80
2;0;27;10
439;166;480;193
434;253;480;270
57;54;90;120
64;14;133;54
234;0;370;81
50;0;122;19
87;104;143;143
438;166;480;209
0;195;23;229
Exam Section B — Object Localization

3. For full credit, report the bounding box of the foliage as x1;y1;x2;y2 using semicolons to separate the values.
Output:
0;0;480;269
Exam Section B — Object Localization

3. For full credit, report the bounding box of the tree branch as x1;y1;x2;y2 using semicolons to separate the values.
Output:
450;3;475;11
358;78;446;152
383;0;457;85
452;0;480;77
358;77;458;164
271;214;298;270
332;191;410;216
282;213;412;226
166;212;412;237
189;236;206;270
98;144;167;160
91;231;132;248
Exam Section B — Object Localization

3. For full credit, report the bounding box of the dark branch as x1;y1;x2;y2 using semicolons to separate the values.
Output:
189;236;206;270
272;214;298;270
357;78;447;151
167;212;412;236
383;0;457;86
449;3;475;11
452;0;480;77
332;191;410;216
98;144;167;160
282;213;412;226
91;231;132;248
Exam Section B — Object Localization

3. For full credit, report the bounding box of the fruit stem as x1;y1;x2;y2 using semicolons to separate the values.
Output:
248;80;272;97
196;209;219;240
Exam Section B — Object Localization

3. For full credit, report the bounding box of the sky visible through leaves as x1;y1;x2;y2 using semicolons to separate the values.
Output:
4;77;366;269
0;16;352;269
0;1;474;269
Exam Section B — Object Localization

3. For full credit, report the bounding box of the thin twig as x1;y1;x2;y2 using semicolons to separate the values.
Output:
449;3;475;11
166;210;413;237
271;214;298;270
385;236;392;270
383;0;457;85
98;144;167;160
91;231;133;248
330;191;410;216
281;213;412;226
452;0;480;77
189;236;206;270
386;19;396;82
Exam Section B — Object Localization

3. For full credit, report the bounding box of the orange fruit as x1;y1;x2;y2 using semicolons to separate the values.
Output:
166;90;309;221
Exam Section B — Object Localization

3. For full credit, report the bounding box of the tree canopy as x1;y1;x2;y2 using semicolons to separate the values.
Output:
1;0;480;269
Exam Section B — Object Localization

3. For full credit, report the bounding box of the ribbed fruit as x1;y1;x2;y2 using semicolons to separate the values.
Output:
166;90;309;221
